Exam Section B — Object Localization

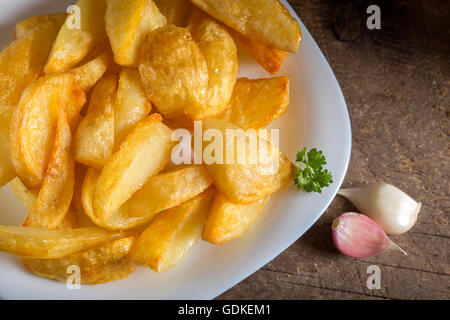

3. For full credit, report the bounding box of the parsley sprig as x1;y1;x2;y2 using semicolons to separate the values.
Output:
294;148;333;193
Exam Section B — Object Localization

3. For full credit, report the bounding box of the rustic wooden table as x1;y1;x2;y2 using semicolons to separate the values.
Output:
219;0;449;300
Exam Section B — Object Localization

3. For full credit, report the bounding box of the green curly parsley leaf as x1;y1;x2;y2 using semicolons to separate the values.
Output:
294;148;333;193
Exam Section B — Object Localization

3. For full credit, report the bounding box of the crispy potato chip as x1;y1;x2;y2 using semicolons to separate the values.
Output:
82;165;212;230
106;0;166;67
189;10;238;118
190;0;301;52
44;0;107;73
217;77;289;129
0;111;16;186
14;12;67;39
11;177;78;229
138;25;209;119
114;68;151;148
72;47;111;92
202;119;295;203
154;0;192;26
74;75;117;168
22;236;135;284
0;20;62;116
9;73;86;189
203;192;269;244
130;188;214;272
92;114;174;221
23;109;75;229
0;226;128;259
234;31;288;74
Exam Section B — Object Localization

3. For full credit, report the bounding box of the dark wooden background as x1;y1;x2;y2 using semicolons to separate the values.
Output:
218;0;449;300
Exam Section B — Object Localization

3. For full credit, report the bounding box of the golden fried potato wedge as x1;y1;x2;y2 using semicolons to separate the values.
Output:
0;226;127;259
92;114;174;221
44;0;107;73
22;236;135;284
130;188;214;272
10;177;38;211
189;10;238;118
14;12;67;39
190;0;301;52
106;0;166;66
0;111;16;186
217;77;289;129
234;32;288;75
127;165;214;219
0;20;62;116
202;119;295;203
82;167;130;229
203;192;269;244
114;68;151;148
23;109;75;229
138;25;209;119
11;177;79;229
82;165;212;230
9;73;86;189
72;47;111;92
74;75;117;168
154;0;192;26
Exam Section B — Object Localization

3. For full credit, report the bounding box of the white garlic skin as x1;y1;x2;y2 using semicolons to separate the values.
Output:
338;182;421;235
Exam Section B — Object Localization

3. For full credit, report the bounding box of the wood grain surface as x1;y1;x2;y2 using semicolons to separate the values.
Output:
218;0;449;300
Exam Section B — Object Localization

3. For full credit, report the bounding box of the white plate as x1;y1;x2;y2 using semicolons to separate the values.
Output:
0;0;351;299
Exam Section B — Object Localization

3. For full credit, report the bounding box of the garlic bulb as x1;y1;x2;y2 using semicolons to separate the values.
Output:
332;212;407;258
338;182;421;235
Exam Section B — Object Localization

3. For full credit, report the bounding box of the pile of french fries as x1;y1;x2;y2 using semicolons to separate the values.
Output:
0;0;301;284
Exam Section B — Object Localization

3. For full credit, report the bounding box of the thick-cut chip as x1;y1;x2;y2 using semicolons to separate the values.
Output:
130;188;214;272
14;12;67;39
202;119;295;203
0;226;128;259
74;75;117;168
82;165;212;230
217;77;289;129
203;192;269;244
22;236;135;284
0;111;16;186
72;47;111;92
190;0;301;52
23;109;75;229
0;20;63;116
234;31;288;75
44;0;107;73
9;73;86;189
154;0;192;26
10;177;38;211
114;68;151;148
189;10;238;118
10;177;78;229
105;0;166;66
138;25;209;119
92;114;174;221
127;165;214;218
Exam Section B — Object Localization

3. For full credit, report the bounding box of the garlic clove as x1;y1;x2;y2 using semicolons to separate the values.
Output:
332;212;407;258
338;182;421;235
